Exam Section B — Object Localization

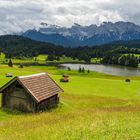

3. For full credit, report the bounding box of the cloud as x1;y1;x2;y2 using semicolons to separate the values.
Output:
0;0;140;34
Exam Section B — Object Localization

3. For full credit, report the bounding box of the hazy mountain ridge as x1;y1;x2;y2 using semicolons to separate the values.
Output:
22;21;140;47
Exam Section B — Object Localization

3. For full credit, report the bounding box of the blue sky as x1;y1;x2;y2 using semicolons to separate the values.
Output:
0;0;140;34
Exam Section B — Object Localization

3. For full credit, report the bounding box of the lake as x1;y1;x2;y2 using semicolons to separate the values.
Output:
60;64;140;76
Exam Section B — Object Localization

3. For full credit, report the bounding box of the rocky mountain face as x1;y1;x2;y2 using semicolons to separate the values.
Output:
22;21;140;47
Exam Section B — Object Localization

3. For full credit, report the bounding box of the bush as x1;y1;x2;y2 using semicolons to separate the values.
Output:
19;64;24;68
87;69;90;73
125;79;131;82
68;67;71;71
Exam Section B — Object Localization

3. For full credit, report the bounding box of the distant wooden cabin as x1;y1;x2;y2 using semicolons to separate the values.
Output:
60;74;69;82
0;73;63;113
6;73;13;77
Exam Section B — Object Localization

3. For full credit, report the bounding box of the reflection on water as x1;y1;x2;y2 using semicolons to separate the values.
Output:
60;64;140;76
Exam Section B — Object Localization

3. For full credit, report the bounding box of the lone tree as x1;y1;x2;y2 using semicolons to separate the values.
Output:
68;67;71;71
8;59;13;67
82;67;85;73
78;66;82;73
34;57;37;62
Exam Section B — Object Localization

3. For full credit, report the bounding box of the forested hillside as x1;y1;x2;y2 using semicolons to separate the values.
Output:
0;35;140;67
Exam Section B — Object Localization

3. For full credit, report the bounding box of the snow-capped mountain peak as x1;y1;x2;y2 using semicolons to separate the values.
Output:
22;21;140;47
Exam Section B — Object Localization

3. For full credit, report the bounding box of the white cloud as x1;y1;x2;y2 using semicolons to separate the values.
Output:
0;0;139;34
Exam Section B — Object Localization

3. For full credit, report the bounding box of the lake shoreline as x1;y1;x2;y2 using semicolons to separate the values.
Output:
60;63;140;76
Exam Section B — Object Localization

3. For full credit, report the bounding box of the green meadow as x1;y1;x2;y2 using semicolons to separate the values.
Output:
0;54;80;65
0;64;140;140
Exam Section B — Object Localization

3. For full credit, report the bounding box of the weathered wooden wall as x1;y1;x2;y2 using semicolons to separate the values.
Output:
2;81;36;112
2;81;59;113
37;95;59;111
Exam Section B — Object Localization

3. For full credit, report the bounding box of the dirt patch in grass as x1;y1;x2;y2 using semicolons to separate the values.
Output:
62;94;128;108
100;106;140;112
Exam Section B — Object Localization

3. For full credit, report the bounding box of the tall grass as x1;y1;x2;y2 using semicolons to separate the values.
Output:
0;65;140;139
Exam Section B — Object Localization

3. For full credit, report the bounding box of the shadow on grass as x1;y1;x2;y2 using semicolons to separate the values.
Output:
0;104;63;116
0;107;26;115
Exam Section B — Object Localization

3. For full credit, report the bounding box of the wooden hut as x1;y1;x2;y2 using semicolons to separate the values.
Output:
0;73;63;112
6;73;13;77
60;74;69;82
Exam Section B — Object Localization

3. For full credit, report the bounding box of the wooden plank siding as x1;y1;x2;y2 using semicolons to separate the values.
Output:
0;73;63;113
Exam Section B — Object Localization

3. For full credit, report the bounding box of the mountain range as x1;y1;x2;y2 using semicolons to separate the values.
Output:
22;21;140;47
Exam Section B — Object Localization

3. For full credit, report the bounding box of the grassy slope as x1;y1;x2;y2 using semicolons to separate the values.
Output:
0;65;140;139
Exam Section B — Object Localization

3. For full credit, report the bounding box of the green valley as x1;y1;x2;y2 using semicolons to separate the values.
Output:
0;64;140;139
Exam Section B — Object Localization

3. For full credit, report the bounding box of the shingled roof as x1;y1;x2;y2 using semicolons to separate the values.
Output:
0;73;63;102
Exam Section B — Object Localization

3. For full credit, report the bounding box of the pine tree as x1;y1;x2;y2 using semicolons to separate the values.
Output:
82;67;85;73
56;56;60;61
78;66;82;73
68;67;71;71
8;59;13;67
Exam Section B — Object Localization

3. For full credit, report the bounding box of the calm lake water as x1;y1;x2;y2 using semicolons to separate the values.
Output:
60;64;140;76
